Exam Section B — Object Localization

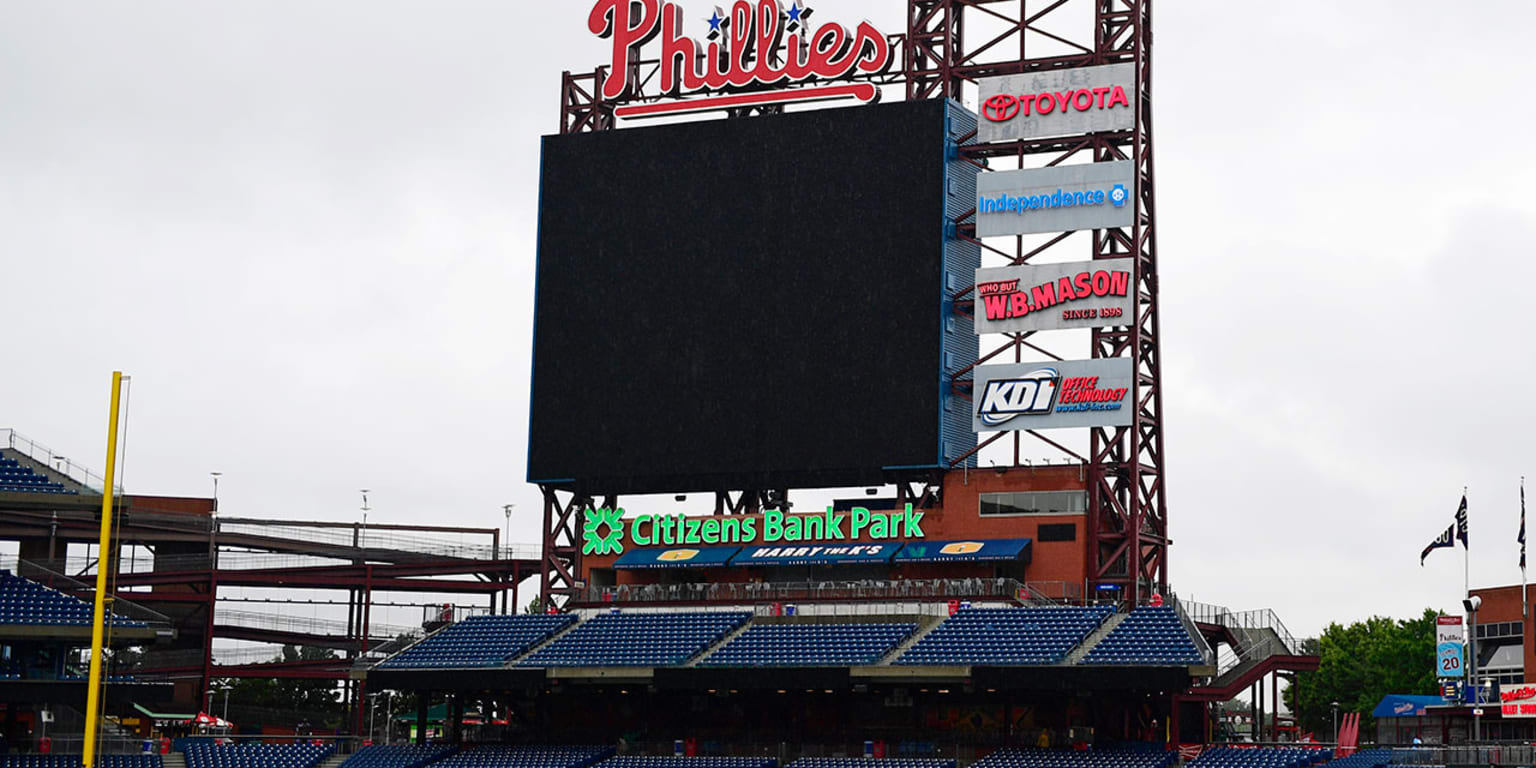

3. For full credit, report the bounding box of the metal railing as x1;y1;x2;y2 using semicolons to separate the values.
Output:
1182;600;1303;656
574;578;1085;606
217;520;537;562
1;427;117;493
217;609;414;639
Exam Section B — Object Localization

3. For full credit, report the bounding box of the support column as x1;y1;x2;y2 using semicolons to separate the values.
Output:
416;694;429;745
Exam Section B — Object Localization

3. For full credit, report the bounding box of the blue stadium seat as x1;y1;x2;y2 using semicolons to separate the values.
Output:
1079;606;1204;666
788;759;954;768
1320;749;1390;768
597;758;775;768
970;746;1177;768
0;757;163;768
431;744;614;768
379;614;577;669
1189;747;1332;768
0;569;147;630
183;741;335;768
339;744;458;768
700;623;917;667
895;606;1114;666
0;457;76;495
518;611;751;668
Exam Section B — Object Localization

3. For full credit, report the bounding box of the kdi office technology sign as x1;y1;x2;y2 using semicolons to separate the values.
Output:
974;258;1135;335
1437;615;1464;679
976;161;1135;238
971;359;1134;432
977;63;1136;143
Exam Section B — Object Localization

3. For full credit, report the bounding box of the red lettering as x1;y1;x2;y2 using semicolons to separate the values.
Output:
591;0;663;100
1054;91;1073;114
1106;85;1130;109
1031;282;1057;310
1093;86;1111;107
1074;89;1093;111
1056;276;1078;301
750;1;781;84
659;5;701;93
1091;270;1112;297
808;24;856;78
1009;291;1029;318
853;22;890;75
1074;271;1093;298
1036;93;1055;115
983;294;1009;320
727;3;754;86
1110;270;1131;297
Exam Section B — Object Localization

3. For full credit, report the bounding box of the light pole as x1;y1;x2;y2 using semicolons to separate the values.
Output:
502;504;515;560
1465;595;1483;742
368;692;379;744
360;489;371;555
1330;701;1339;744
220;683;232;726
205;687;215;717
210;472;222;511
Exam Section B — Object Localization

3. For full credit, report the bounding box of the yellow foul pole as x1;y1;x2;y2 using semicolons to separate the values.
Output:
82;371;124;768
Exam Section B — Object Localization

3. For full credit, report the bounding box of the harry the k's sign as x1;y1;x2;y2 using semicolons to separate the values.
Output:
587;0;893;119
974;258;1135;335
972;359;1134;432
977;64;1136;143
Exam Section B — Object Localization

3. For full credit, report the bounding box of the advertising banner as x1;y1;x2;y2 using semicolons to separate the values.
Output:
976;161;1135;237
1437;615;1465;679
971;359;1134;432
1502;683;1536;717
977;63;1136;143
974;258;1135;335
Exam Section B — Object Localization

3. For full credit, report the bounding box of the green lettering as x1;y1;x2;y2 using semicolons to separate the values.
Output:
684;517;702;544
824;507;846;539
785;513;803;541
870;512;889;539
804;513;823;541
764;510;784;542
702;517;720;544
633;515;651;546
741;517;757;542
720;517;739;543
850;507;870;538
903;504;926;538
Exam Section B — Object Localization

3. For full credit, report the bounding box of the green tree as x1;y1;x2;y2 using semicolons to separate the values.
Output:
223;645;344;726
1285;608;1438;735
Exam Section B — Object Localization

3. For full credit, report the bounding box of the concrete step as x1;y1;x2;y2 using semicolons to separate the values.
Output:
874;614;946;665
1064;611;1127;664
317;754;349;768
162;753;187;768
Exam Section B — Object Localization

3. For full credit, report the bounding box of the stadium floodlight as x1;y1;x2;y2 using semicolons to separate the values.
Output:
1464;596;1482;612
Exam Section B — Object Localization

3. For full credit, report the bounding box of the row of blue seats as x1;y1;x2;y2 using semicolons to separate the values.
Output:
432;745;615;768
0;460;72;494
340;744;458;768
184;742;335;768
0;571;146;628
972;746;1177;768
1082;607;1204;666
897;606;1113;666
787;760;955;768
1321;749;1391;768
381;614;576;669
0;758;162;764
701;622;913;666
1189;748;1332;768
519;612;750;668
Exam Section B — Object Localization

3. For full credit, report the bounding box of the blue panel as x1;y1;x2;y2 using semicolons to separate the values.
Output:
940;100;980;469
612;546;740;570
731;542;900;567
893;538;1032;563
1371;694;1444;718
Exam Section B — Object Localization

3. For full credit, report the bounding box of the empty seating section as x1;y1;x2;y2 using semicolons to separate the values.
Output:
598;758;775;768
1080;606;1203;666
0;456;73;494
340;744;458;768
0;570;146;627
184;742;335;768
896;607;1113;666
788;760;954;768
381;614;576;669
1;758;162;768
520;611;750;667
701;623;917;667
1323;750;1390;768
1189;748;1330;768
431;745;614;768
971;747;1176;768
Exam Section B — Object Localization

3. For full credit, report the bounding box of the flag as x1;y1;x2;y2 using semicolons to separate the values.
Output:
1456;493;1469;547
1521;480;1527;571
1422;524;1455;566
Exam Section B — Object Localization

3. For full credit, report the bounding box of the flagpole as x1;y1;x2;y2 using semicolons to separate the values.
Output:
1523;477;1528;619
1464;486;1470;601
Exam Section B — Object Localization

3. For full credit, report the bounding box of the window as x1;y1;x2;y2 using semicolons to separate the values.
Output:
979;491;1087;517
1038;523;1077;542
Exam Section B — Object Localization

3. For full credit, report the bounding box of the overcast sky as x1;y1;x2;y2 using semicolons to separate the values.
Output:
2;1;1533;639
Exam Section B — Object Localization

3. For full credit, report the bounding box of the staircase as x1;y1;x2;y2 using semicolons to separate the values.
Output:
874;615;945;665
318;754;349;768
1064;611;1127;664
1211;626;1289;688
162;753;186;768
687;617;759;667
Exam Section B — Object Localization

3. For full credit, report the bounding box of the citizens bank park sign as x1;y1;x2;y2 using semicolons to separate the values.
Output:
974;258;1135;335
586;0;893;119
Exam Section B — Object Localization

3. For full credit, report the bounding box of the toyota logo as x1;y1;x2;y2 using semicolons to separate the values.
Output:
982;94;1020;122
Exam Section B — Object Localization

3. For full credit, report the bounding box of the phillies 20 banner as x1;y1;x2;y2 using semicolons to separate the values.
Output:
1436;615;1464;680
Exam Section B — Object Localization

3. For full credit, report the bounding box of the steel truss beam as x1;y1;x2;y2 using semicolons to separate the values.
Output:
549;0;1168;604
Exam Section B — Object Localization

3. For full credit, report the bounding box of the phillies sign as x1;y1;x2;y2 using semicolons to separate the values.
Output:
977;64;1136;144
587;0;893;119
